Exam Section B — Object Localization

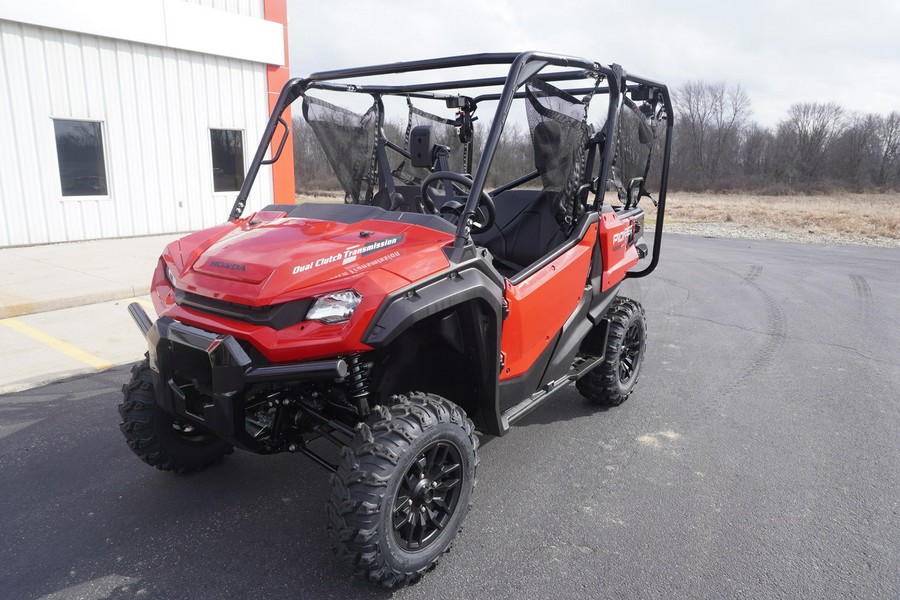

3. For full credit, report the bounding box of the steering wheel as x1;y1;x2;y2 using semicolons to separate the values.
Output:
420;171;496;234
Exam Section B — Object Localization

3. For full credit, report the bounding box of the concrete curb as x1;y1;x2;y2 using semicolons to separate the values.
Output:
0;233;181;319
0;286;151;319
0;365;104;395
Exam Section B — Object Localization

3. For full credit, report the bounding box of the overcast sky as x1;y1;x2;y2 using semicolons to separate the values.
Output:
287;0;899;128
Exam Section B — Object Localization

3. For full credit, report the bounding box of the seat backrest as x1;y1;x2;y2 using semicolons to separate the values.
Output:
473;121;569;272
525;79;590;230
474;189;566;272
371;185;421;212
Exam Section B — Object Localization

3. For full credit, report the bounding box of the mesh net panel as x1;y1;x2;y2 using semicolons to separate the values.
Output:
609;97;653;203
642;105;668;197
302;96;377;203
525;79;590;228
395;102;467;185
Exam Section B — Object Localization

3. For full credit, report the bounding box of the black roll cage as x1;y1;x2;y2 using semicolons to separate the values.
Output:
230;51;673;278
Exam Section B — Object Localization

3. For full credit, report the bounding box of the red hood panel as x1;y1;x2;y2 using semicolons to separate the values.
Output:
179;216;452;305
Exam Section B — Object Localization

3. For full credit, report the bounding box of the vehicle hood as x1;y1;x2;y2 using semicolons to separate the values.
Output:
172;214;452;305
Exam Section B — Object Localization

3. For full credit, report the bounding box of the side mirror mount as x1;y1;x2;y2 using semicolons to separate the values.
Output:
409;125;433;168
626;177;644;208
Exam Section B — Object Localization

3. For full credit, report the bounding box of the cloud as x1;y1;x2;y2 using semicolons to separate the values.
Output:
287;0;900;127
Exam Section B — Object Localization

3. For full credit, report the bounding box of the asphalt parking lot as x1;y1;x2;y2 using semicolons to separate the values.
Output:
1;234;898;599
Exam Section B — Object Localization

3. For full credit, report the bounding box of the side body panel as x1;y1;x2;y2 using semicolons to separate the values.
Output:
500;222;598;380
598;211;640;291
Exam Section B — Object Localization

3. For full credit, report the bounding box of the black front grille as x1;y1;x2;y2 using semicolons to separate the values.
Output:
175;290;312;330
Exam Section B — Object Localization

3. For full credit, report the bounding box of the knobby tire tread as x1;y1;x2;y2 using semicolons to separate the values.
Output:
118;359;232;473
327;392;479;588
576;297;647;406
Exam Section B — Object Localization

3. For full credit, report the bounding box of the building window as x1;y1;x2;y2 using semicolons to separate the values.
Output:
53;120;108;197
211;129;245;192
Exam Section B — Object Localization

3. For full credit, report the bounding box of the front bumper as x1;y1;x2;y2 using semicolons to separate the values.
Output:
128;303;347;447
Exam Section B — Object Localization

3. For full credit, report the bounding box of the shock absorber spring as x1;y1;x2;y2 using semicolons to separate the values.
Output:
346;353;372;417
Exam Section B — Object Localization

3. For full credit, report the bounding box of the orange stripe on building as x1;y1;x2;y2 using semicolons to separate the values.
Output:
264;0;295;204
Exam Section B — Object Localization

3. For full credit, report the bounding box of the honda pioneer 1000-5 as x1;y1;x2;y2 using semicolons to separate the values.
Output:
119;51;672;587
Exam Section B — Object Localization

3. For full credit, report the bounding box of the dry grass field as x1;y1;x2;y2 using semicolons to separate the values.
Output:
662;192;900;240
296;191;900;246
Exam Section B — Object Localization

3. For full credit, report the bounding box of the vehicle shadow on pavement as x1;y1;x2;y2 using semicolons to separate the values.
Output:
513;389;611;428
0;367;396;600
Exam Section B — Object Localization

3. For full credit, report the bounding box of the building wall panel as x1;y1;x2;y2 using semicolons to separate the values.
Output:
182;0;264;19
0;1;280;66
0;19;274;246
2;23;52;244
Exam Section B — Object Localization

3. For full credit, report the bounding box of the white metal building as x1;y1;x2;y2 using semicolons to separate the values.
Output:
0;0;292;247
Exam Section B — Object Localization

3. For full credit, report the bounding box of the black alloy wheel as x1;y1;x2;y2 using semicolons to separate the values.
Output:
392;440;464;551
575;296;647;406
619;319;644;385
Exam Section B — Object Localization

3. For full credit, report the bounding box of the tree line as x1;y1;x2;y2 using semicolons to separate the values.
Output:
672;82;900;192
292;83;900;195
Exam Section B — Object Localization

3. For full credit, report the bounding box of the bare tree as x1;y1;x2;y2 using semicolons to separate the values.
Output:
674;81;751;188
829;113;876;189
872;111;900;186
776;102;845;181
292;115;339;192
740;123;773;180
470;120;534;188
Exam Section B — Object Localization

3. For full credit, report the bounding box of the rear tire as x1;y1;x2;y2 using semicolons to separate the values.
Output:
118;359;232;473
576;297;647;406
327;392;479;588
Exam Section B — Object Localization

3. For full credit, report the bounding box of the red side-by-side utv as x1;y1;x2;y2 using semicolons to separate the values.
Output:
118;51;672;587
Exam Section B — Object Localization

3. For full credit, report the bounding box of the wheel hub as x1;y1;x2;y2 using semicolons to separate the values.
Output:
168;416;218;445
413;478;436;505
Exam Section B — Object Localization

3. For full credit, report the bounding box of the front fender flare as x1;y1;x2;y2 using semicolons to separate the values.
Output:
362;265;505;435
363;267;502;348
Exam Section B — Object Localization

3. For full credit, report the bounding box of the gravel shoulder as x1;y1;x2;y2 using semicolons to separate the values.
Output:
661;222;900;248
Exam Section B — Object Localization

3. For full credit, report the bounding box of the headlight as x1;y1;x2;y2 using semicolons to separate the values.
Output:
306;290;362;324
164;264;178;289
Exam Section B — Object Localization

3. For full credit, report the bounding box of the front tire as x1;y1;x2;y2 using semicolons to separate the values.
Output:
327;392;479;588
576;297;647;406
118;359;233;473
